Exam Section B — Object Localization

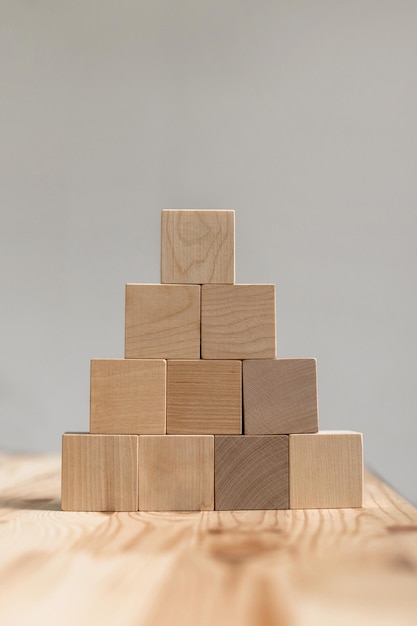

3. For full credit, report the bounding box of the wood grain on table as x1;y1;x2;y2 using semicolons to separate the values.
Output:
0;454;416;626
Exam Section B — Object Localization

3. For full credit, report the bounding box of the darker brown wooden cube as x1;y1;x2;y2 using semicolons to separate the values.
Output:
214;435;289;510
243;358;318;434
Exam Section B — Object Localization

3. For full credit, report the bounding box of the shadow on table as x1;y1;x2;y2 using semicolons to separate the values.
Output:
0;497;61;511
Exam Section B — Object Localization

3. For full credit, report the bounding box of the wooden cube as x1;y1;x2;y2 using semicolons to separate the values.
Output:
161;209;235;284
61;433;139;511
215;435;289;510
243;358;318;434
289;431;364;509
138;435;214;511
90;359;166;434
201;284;276;359
166;360;242;434
125;284;200;359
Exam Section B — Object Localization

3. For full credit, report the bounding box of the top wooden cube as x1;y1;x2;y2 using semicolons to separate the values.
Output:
161;210;235;284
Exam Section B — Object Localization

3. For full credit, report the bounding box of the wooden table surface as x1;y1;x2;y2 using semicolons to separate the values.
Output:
1;455;417;626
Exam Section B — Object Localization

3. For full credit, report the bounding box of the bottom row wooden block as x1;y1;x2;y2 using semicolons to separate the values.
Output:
61;432;363;512
61;433;139;512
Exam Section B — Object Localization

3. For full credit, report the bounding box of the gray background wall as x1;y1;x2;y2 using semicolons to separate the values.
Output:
1;1;416;503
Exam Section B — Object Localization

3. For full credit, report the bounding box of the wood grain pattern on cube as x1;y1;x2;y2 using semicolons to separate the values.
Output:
125;284;200;359
289;431;364;509
90;359;166;435
167;360;242;434
138;435;214;511
243;358;318;434
201;284;276;359
61;433;138;511
215;435;289;510
161;209;235;284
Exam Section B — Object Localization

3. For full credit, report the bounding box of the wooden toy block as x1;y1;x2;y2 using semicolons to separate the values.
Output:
166;360;242;434
201;284;276;359
90;359;166;435
161;209;235;284
61;433;138;511
243;358;318;434
289;431;363;509
214;435;289;510
125;283;200;359
138;435;214;511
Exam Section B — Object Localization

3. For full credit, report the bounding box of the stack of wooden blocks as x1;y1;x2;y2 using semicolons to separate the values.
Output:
61;210;363;512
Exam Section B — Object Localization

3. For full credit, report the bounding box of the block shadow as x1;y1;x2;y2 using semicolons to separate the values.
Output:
0;497;61;512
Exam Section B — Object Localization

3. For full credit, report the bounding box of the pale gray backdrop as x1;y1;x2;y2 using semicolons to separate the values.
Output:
1;1;416;503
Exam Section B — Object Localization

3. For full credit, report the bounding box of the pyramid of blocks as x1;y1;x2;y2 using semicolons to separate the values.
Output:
61;210;363;512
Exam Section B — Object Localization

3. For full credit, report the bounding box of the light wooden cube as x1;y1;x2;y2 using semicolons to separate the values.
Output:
166;360;242;434
215;435;289;510
138;435;214;511
90;359;166;435
243;358;318;434
201;284;276;359
125;283;200;359
61;433;139;511
289;431;364;509
161;209;235;284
